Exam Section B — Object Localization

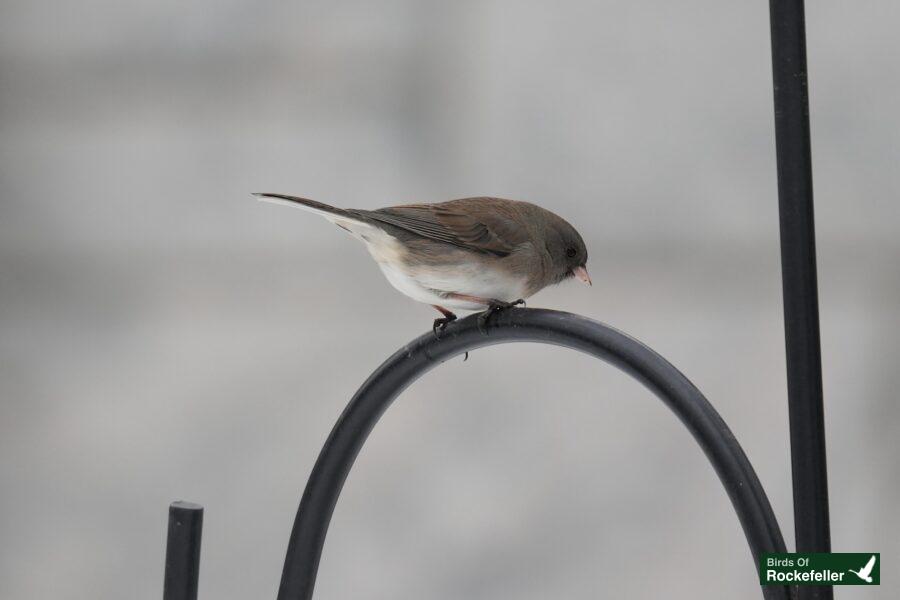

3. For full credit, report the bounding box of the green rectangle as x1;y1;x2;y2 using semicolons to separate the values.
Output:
760;553;880;586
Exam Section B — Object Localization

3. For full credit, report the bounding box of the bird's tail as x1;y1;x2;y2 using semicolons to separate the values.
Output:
254;193;381;243
253;193;355;221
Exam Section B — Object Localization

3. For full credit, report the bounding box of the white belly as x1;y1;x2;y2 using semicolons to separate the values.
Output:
376;260;527;311
360;237;525;311
342;223;527;312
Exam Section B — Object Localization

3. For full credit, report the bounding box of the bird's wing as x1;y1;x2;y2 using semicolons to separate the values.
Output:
861;555;876;576
361;198;529;257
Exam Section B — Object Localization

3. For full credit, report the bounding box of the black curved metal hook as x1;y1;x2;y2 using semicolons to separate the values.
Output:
277;308;791;600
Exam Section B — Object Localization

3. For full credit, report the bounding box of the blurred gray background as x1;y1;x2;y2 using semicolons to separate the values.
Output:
1;1;897;598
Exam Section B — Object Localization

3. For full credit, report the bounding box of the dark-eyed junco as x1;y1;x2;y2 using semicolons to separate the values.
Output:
255;194;590;332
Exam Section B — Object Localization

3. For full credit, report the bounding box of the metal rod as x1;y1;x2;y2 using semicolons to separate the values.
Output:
277;309;790;600
767;3;832;599
163;501;204;600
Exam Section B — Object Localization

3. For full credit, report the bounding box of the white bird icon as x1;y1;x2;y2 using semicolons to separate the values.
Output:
847;555;876;583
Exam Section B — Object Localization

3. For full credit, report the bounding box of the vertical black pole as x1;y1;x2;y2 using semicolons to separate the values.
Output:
767;2;832;599
163;501;204;600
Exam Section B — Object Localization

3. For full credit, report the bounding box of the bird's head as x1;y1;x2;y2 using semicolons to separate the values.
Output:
543;213;590;286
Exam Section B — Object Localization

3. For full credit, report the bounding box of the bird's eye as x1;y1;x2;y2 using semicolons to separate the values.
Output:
566;247;577;258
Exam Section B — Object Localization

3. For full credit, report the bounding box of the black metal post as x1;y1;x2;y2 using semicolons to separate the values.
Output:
163;501;204;600
767;3;832;599
277;309;791;600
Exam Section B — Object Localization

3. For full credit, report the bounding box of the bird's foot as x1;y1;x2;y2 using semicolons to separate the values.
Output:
432;314;458;339
477;299;526;335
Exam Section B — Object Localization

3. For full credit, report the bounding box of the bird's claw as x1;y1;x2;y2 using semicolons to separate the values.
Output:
432;315;457;339
477;299;526;335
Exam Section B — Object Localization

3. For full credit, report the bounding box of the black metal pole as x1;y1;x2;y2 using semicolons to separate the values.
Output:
163;501;204;600
277;309;790;600
767;2;831;599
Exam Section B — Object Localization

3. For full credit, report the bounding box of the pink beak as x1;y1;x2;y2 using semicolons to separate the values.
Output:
572;265;592;286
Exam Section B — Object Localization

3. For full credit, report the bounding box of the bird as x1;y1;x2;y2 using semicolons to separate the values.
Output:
847;555;876;583
255;194;591;334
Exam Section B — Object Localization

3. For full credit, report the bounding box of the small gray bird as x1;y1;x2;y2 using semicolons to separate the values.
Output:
255;194;591;332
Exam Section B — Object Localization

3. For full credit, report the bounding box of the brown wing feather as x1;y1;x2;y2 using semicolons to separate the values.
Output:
361;197;528;257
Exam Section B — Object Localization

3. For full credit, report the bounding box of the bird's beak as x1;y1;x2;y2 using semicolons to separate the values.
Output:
572;265;592;286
